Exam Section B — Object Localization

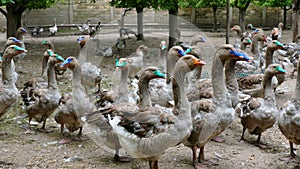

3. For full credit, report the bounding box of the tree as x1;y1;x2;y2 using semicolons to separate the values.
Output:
292;0;300;42
231;0;252;32
193;0;226;31
110;0;152;41
253;0;292;29
0;0;56;38
153;0;179;49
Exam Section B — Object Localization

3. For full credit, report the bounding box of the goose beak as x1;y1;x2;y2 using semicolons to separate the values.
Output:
153;70;166;78
230;50;252;62
276;66;286;74
194;59;206;66
177;49;186;57
61;57;73;68
14;46;27;54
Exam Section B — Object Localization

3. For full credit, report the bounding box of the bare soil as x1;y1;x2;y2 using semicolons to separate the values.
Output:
0;27;299;169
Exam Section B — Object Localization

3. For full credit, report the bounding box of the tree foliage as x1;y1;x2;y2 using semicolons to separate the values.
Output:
252;0;292;7
0;0;57;38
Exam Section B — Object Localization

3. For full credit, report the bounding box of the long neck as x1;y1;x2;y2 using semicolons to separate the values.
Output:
1;53;15;87
48;43;54;50
225;60;238;107
16;32;23;41
47;62;58;89
251;36;259;54
262;72;275;104
212;53;227;105
293;62;300;99
41;56;49;77
166;53;179;84
118;66;129;102
172;66;189;116
265;47;275;68
138;75;151;109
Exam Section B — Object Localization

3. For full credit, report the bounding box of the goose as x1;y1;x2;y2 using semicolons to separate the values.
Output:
271;23;283;41
60;56;130;162
41;40;55;79
238;63;286;148
119;27;137;39
97;58;136;107
85;55;205;169
0;37;23;84
22;54;64;134
157;40;167;70
54;90;87;144
126;45;149;78
89;21;102;38
166;45;184;84
0;45;27;118
242;40;285;97
182;44;251;168
78;19;91;35
14;27;27;61
31;26;43;37
49;18;58;36
278;56;300;161
115;37;126;54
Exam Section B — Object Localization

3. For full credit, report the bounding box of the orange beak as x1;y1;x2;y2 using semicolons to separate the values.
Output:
194;59;206;66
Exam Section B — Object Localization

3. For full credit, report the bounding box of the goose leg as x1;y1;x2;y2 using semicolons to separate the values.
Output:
279;141;298;162
198;146;218;166
58;124;72;144
25;116;34;134
254;134;269;149
239;127;247;143
149;160;158;169
192;145;208;169
39;119;53;133
73;127;89;142
113;148;131;162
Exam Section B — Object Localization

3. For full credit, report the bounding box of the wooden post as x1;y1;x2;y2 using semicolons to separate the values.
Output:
262;7;266;27
191;8;196;24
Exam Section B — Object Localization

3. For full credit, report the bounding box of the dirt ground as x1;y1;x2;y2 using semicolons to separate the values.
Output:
0;25;299;169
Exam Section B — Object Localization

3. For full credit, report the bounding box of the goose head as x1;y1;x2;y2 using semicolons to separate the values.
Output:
6;37;22;47
160;41;167;50
4;45;27;58
77;36;86;48
115;58;129;70
175;54;206;73
265;63;286;77
48;53;64;64
60;56;76;70
141;66;166;80
242;37;252;46
169;45;184;58
231;25;241;32
41;40;52;47
218;44;252;62
190;35;206;46
268;40;285;51
17;27;27;35
136;45;149;56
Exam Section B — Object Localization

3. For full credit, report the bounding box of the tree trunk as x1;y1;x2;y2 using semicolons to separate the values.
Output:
6;4;25;39
292;0;300;42
136;7;144;41
239;8;246;32
168;5;178;49
226;0;230;44
283;6;287;29
213;6;218;31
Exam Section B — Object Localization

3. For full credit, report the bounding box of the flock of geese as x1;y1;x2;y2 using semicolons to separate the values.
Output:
0;23;300;169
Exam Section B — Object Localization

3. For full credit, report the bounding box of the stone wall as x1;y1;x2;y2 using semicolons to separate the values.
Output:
0;1;293;29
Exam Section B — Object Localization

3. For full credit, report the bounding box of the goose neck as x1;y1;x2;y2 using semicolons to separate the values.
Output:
118;66;129;101
47;62;58;89
138;75;151;109
262;72;275;102
225;60;238;107
1;54;15;87
172;66;189;115
211;52;227;105
293;62;300;99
